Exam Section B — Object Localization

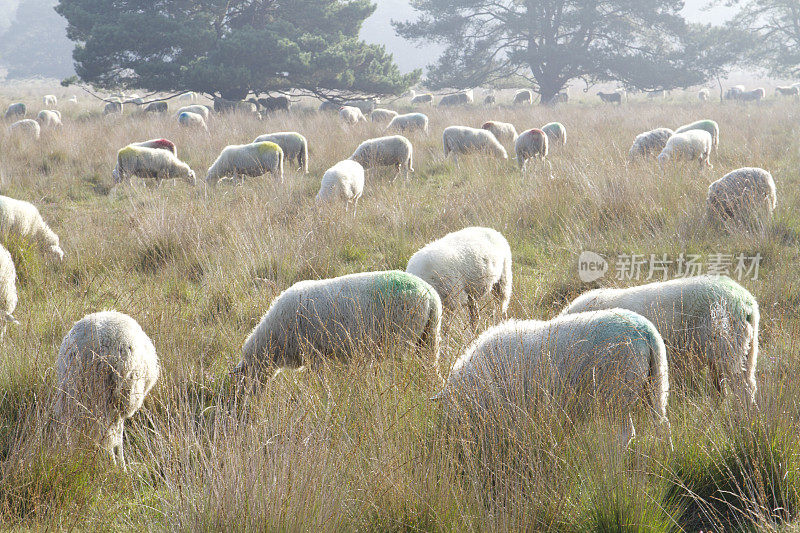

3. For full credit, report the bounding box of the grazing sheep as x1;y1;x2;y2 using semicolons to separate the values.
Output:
541;122;567;147
483;94;496;105
178;91;198;102
724;85;746;100
628;128;674;160
4;102;26;118
175;104;210;121
103;101;123;115
36;110;62;129
707;167;777;225
257;96;291;113
343;99;378;113
548;92;569;105
480;121;518;145
0;195;64;260
0;244;19;335
177;111;208;131
442;126;508;162
674;119;719;150
561;275;759;402
514;128;548;169
132;138;177;156
236;270;442;379
112;145;196;186
144;101;168;113
598;91;622;104
315;159;364;212
436;309;671;448
439;90;473;107
775;86;799;97
253;132;308;174
657;130;713;169
9;119;41;139
55;311;160;470
698;88;710;101
43;95;57;107
371;108;399;123
513;89;533;105
411;93;434;105
349;135;414;180
205;142;284;185
738;88;765;102
319;101;339;112
339;105;367;125
214;98;260;117
386;113;429;135
406;226;512;330
67;95;78;105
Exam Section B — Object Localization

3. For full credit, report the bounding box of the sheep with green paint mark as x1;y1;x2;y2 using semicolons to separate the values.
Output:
628;128;673;160
349;135;414;180
541;122;566;147
435;309;671;448
561;275;759;402
113;145;196;186
0;195;64;261
253;132;308;174
236;270;442;380
206;142;284;185
674;119;719;150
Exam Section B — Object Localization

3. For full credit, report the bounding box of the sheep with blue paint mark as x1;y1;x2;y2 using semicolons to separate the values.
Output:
253;132;308;174
177;111;208;131
175;104;210;121
206;142;284;185
113;145;196;186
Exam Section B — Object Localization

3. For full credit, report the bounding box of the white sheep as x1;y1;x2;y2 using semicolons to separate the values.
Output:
43;95;57;107
339;105;367;125
205;142;284;185
406;226;512;330
707;167;777;225
0;244;19;336
442;126;508;162
132;138;177;156
103;101;123;115
0;195;64;261
561;275;759;402
480;121;517;145
349;135;413;180
738;88;765;102
436;309;671;448
252;132;308;174
776;86;800;97
8;119;40;139
513;89;534;105
698;88;710;101
411;93;434;105
315;159;364;213
674;119;719;150
175;104;210;121
236;270;442;380
541;122;567;147
112;145;196;186
371;108;399;123
438;90;473;107
385;113;429;135
514;128;548;169
67;95;78;105
628;128;674;159
177;111;208;131
55;311;160;470
5;102;26;118
657;130;712;169
178;91;198;102
37;109;62;129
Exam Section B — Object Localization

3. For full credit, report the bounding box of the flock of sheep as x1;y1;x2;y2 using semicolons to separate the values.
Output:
0;84;780;468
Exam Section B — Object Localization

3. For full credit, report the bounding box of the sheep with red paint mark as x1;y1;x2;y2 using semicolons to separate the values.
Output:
514;128;548;169
113;145;196;186
132;138;177;156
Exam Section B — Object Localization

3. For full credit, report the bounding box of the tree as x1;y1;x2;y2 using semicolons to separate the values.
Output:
731;0;800;77
680;23;754;100
394;0;713;102
55;0;418;100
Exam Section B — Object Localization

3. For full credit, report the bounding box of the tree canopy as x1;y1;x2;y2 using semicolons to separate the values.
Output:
732;0;800;77
55;0;419;100
394;0;719;102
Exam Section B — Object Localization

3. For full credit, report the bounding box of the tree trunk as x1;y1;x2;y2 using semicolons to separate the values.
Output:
534;69;565;106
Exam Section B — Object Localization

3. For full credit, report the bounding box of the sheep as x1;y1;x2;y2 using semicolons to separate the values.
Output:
698;88;710;101
252;132;309;174
37;110;62;129
214;98;260;117
67;95;78;105
349;135;413;180
435;309;671;448
598;91;622;104
442;126;508;163
514;128;548;169
177;111;208;131
371;108;399;123
144;101;168;113
315;159;364;213
480;121;518;145
674;119;719;150
343;99;378;113
548;92;569;105
561;275;759;402
205;142;284;185
175;104;210;121
319;101;339;112
0;244;19;336
236;270;442;380
724;85;745;100
513;89;533;105
541;122;567;147
9;119;40;140
657;130;713;169
707;167;777;226
112;145;196;186
4;102;26;118
738;88;765;102
439;90;473;107
775;86;799;97
339;105;367;125
406;226;512;330
257;96;291;113
55;311;160;470
0;195;64;261
410;93;434;105
385;113;429;135
647;90;667;99
483;94;496;105
178;91;198;102
43;95;57;107
628;128;674;160
103;101;123;115
132;138;177;156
